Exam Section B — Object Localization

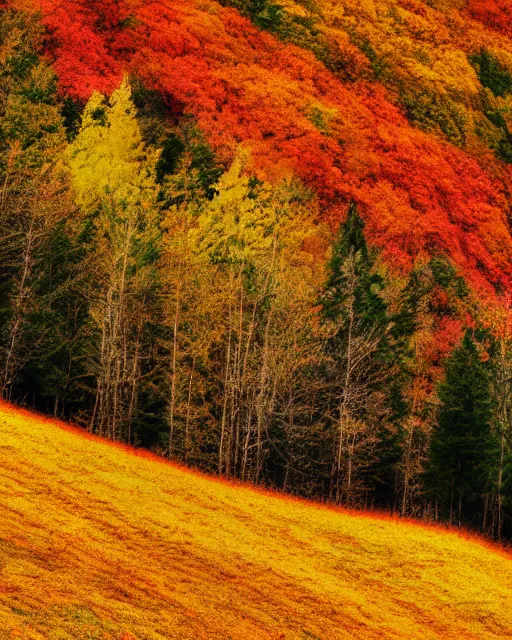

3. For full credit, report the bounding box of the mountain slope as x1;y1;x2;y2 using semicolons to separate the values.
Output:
11;0;512;299
0;401;511;639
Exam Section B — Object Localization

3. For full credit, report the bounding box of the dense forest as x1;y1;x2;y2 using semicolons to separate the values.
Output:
1;2;512;540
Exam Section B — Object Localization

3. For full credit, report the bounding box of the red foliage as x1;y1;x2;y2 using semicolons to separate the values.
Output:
466;1;512;39
422;314;465;369
41;1;122;99
12;0;512;300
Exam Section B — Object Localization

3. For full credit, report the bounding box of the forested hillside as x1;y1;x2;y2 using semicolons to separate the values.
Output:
18;0;512;296
1;0;512;538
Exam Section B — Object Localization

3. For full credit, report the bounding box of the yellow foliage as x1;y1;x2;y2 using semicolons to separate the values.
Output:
1;402;512;639
318;0;511;115
66;78;160;213
190;149;315;268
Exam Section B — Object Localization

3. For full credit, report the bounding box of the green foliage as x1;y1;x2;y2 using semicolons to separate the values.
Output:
0;11;65;162
400;88;467;147
429;257;468;299
320;201;387;333
426;331;498;524
497;134;512;164
306;103;337;135
250;0;285;32
0;11;41;84
483;110;512;164
503;448;512;511
318;202;416;506
391;269;428;343
218;0;285;32
162;122;224;204
130;82;221;192
131;80;184;145
62;96;83;140
0;8;74;402
183;125;224;199
156;133;185;182
470;49;512;98
356;38;390;80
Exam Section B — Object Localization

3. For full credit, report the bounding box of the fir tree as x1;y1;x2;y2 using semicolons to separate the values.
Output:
427;330;497;527
320;201;387;334
318;201;392;504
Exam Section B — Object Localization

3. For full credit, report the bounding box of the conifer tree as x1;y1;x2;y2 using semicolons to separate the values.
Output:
0;10;72;402
427;331;497;527
319;201;392;504
320;201;387;333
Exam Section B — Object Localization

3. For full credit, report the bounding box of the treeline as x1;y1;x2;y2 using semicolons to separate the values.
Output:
1;10;512;539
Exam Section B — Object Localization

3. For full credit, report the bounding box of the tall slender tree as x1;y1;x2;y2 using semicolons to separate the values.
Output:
0;10;72;402
318;201;392;504
490;313;512;539
66;79;161;441
427;330;497;528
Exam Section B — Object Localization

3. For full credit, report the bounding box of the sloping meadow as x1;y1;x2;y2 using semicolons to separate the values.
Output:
1;401;512;639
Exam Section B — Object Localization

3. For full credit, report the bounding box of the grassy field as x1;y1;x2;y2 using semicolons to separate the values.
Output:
1;401;511;639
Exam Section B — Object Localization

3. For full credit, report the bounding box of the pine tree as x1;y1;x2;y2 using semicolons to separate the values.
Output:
427;330;497;528
318;201;393;505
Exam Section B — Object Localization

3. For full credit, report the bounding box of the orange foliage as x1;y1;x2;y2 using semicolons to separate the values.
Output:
11;0;512;300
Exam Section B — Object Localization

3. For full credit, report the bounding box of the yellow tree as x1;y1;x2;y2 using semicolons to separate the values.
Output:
177;150;319;480
66;79;160;441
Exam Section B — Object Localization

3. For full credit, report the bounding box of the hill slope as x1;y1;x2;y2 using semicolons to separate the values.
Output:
11;0;512;297
0;402;511;639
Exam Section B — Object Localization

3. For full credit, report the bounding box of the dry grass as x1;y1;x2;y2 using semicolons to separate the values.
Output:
0;401;511;639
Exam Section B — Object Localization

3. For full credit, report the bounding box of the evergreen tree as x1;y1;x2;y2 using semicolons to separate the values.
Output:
320;201;387;334
318;201;394;504
0;10;73;403
427;330;497;528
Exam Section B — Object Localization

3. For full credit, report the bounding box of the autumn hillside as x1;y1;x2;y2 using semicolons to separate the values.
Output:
11;0;512;298
0;401;511;640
